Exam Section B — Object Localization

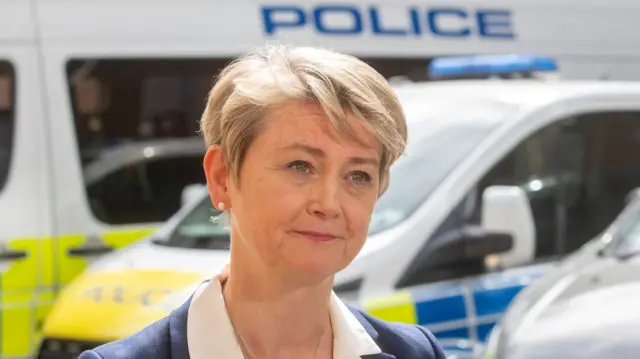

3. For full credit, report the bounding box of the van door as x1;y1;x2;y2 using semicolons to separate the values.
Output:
0;47;52;358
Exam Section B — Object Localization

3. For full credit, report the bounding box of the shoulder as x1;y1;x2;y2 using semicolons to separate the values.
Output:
349;307;448;359
78;316;172;359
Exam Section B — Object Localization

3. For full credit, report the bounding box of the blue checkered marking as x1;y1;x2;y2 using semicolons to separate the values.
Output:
476;323;498;342
404;262;555;344
466;263;551;317
416;295;467;324
473;284;524;317
412;282;467;325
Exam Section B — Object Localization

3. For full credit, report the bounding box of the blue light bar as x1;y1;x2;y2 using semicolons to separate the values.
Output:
428;54;558;78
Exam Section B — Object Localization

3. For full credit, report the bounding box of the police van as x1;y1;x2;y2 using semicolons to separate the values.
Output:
5;0;640;357
38;54;640;359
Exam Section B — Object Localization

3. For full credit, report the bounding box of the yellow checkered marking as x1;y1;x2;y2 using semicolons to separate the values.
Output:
1;238;43;357
0;228;154;358
361;290;417;325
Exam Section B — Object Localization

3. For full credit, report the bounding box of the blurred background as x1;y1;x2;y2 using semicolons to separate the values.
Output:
2;1;640;359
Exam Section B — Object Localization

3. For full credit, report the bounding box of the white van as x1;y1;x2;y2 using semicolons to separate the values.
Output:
6;0;640;357
39;74;640;358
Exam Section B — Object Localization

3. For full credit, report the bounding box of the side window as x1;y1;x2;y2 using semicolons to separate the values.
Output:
0;61;15;193
86;155;205;224
476;111;640;261
476;124;564;260
563;112;640;252
66;59;231;225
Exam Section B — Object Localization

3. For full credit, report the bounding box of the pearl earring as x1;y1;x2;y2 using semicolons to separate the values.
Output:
217;202;225;210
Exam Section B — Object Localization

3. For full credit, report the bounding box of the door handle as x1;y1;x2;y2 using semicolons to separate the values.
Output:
67;234;115;257
68;245;114;256
0;249;27;261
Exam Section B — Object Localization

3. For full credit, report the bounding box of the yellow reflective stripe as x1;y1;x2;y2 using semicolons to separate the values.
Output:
58;234;90;287
1;238;41;357
0;229;155;358
361;290;418;325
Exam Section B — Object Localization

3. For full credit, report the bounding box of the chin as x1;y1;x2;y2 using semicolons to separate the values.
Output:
283;256;344;285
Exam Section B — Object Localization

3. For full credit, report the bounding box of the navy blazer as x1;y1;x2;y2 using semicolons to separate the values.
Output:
78;293;448;359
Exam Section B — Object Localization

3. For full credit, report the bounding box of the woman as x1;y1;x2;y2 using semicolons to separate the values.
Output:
80;45;447;359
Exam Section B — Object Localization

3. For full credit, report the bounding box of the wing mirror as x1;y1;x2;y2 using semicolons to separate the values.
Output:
427;225;514;269
481;185;536;268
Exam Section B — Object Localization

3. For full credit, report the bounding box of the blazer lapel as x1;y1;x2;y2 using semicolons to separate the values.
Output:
348;308;397;359
169;294;194;359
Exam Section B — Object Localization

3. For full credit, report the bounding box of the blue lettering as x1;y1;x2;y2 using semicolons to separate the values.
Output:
409;7;421;35
369;7;407;36
313;6;362;35
477;9;515;38
427;8;471;37
259;5;515;39
262;6;306;35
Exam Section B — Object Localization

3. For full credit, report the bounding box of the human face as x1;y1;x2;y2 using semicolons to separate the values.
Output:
210;101;381;282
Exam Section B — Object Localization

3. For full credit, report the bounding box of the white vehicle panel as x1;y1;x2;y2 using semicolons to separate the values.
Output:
31;0;640;61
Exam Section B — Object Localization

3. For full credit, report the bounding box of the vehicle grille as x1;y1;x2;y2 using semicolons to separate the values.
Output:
38;338;104;359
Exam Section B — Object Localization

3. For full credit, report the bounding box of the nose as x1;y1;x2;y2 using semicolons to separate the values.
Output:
307;176;341;220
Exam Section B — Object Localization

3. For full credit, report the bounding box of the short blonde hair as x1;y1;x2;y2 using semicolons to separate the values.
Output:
199;44;407;195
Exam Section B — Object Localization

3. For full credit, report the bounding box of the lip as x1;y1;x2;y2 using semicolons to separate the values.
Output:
293;230;339;242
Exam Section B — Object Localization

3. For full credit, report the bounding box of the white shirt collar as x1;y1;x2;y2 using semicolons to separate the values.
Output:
186;273;381;359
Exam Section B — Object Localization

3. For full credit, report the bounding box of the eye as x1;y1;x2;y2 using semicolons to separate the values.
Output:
286;160;313;174
349;171;372;185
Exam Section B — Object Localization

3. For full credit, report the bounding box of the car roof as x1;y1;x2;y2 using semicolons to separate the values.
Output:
83;137;206;185
393;79;640;110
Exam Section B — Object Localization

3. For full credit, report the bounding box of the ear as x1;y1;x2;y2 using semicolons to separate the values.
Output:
203;145;230;210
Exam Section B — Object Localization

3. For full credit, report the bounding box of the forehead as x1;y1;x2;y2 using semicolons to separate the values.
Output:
260;101;379;152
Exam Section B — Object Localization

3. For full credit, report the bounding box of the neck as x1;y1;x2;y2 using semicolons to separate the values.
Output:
222;252;335;358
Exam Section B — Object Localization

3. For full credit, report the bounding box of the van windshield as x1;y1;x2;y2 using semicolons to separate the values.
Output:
164;98;512;247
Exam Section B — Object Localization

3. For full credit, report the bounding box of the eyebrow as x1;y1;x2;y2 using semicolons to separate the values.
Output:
281;143;379;166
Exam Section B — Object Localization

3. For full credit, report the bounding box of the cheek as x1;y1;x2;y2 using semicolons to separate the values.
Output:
345;196;377;242
239;173;303;234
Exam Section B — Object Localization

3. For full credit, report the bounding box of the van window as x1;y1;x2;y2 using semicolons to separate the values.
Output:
66;59;227;224
86;154;206;224
477;111;640;261
477;124;563;260
0;61;14;193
